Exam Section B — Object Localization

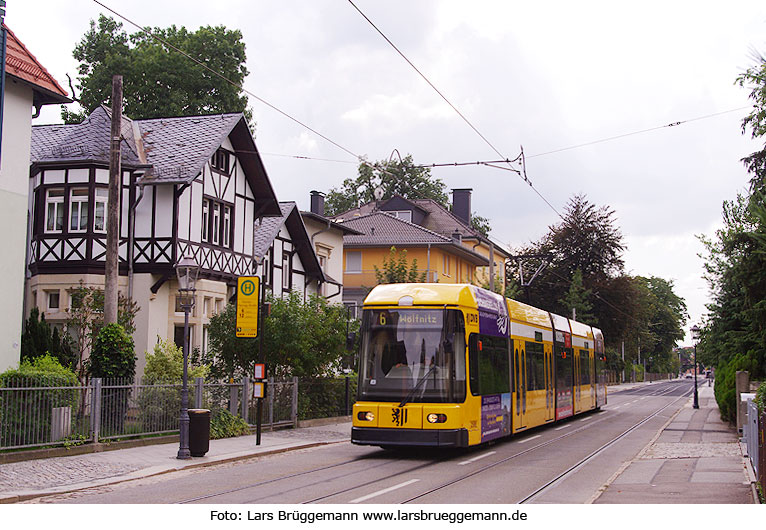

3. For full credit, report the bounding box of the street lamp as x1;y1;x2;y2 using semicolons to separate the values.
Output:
690;324;700;409
176;254;199;459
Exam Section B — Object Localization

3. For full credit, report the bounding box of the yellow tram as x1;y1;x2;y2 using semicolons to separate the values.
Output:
351;283;607;448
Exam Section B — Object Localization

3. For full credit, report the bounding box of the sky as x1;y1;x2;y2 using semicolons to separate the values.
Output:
9;0;766;346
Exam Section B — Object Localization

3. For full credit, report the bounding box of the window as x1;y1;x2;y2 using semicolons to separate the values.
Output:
469;333;510;396
203;297;211;317
203;198;232;248
69;188;89;232
282;253;292;290
93;188;108;232
211;148;230;173
443;255;450;276
202;200;209;242
46;290;60;310
212;203;221;245
223;205;231;247
174;325;194;350
346;251;362;273
45;189;65;233
525;341;546;391
391;210;412;223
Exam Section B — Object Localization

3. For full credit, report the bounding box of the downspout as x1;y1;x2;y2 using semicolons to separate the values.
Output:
128;180;146;300
426;243;431;282
0;19;7;167
128;120;149;301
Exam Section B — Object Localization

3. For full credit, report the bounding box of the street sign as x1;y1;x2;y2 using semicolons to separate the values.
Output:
236;276;260;337
254;363;266;380
253;382;265;399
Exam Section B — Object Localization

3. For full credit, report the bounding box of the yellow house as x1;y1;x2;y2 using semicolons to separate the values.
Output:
334;191;512;313
334;192;506;313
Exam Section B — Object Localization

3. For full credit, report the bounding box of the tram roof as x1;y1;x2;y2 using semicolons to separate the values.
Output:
363;283;478;308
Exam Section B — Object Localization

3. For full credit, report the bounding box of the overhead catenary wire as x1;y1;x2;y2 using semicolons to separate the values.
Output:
92;0;364;164
347;0;563;219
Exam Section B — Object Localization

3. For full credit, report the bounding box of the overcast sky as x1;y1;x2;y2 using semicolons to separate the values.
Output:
10;1;766;346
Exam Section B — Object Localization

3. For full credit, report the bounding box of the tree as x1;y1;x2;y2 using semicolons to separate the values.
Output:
373;246;427;284
20;307;76;369
66;282;139;383
325;154;449;216
64;15;252;126
206;292;352;379
558;269;594;324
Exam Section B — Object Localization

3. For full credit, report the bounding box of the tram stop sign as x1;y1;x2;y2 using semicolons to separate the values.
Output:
236;276;260;337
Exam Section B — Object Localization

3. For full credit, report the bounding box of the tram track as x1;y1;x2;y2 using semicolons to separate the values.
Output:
398;383;692;504
175;381;690;505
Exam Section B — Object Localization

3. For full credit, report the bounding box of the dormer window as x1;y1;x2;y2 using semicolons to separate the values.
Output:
211;148;230;173
391;210;412;223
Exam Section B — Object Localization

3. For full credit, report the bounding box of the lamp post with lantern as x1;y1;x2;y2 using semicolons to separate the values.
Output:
690;324;700;409
176;254;200;459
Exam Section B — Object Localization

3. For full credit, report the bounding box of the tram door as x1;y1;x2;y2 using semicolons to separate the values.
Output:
513;340;528;431
573;349;582;414
544;344;555;422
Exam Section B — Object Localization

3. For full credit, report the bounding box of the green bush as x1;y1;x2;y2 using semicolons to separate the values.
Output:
138;339;208;432
713;353;758;423
87;324;136;435
210;409;249;439
0;355;78;446
755;382;765;414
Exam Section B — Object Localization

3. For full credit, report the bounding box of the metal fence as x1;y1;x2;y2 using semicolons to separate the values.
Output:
0;375;357;451
745;399;760;480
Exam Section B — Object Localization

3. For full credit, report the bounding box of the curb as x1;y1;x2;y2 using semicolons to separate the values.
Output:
0;438;346;504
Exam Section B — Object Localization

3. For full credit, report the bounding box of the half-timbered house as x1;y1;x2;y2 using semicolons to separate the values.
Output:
27;106;324;377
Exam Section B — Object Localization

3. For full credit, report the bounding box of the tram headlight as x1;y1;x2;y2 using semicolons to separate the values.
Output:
427;413;447;424
357;411;375;422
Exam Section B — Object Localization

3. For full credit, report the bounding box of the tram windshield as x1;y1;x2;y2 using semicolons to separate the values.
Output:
357;308;466;403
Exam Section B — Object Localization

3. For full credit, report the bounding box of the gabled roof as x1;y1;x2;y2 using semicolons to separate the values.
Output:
300;210;363;236
335;195;511;257
31;107;281;216
341;211;489;266
254;202;325;281
3;24;70;105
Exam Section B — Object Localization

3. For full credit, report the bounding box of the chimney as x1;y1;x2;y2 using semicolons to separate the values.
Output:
452;188;472;226
310;190;325;216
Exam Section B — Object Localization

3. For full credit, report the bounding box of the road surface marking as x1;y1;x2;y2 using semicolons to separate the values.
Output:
579;416;593;422
554;424;571;430
458;451;497;466
350;479;420;504
517;434;542;443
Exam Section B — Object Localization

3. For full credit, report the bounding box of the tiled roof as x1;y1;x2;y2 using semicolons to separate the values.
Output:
31;109;242;181
3;24;70;104
31;106;142;166
341;211;450;246
253;202;295;259
137;113;242;182
334;196;482;239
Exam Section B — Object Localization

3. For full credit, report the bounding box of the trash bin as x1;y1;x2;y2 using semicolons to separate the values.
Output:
188;409;211;457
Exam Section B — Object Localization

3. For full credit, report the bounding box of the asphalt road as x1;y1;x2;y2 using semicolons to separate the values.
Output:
27;380;696;504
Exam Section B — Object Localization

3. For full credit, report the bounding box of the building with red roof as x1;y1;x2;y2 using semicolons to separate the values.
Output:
0;24;70;371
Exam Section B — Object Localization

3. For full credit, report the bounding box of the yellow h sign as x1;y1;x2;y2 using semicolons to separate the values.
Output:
236;276;260;337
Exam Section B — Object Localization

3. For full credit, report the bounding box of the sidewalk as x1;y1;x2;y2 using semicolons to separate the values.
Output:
0;381;758;504
0;420;352;503
594;382;757;503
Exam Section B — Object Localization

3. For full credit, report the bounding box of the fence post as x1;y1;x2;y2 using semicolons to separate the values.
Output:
195;377;204;409
268;376;274;427
91;378;102;443
241;376;250;421
292;376;299;428
229;381;238;416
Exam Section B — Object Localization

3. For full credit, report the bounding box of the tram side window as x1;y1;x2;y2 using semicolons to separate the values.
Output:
525;341;545;391
469;334;510;396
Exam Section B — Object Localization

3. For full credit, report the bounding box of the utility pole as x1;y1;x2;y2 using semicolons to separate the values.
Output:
104;75;122;324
